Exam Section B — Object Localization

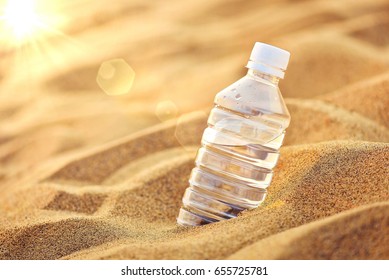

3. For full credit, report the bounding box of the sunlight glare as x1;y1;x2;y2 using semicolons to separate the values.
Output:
3;0;42;40
0;0;67;48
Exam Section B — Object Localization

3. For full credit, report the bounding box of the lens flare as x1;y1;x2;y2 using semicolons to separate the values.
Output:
97;59;135;96
175;111;208;152
155;100;178;122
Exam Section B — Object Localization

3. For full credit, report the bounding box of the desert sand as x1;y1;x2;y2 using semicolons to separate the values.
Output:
0;0;388;260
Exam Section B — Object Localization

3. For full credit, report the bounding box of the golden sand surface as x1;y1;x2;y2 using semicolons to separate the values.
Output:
0;0;388;259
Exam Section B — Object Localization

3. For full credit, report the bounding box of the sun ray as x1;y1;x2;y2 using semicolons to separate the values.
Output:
2;0;42;39
0;0;82;52
0;0;89;90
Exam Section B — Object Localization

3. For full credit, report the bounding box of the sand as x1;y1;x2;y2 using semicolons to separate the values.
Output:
0;0;388;260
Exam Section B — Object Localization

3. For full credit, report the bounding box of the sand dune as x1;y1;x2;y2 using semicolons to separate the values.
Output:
229;202;389;260
0;0;388;260
1;139;387;259
320;72;389;128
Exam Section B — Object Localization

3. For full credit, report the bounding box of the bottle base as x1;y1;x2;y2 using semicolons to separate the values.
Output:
177;208;217;226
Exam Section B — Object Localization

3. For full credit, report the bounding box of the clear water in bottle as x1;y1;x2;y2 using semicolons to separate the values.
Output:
177;42;291;226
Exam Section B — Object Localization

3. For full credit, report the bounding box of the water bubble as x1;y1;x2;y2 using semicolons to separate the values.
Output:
232;88;236;92
235;93;241;100
155;100;178;122
96;58;135;96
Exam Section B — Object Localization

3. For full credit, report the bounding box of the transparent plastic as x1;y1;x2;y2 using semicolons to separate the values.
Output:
177;60;291;226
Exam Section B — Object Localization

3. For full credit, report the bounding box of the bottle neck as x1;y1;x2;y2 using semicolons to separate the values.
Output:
247;69;280;85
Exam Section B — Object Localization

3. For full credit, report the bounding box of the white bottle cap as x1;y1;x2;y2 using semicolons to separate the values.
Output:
246;42;290;79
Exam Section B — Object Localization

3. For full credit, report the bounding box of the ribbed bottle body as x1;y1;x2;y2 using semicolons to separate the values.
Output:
177;72;290;226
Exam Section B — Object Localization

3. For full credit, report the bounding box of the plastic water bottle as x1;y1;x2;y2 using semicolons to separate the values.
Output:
177;42;291;226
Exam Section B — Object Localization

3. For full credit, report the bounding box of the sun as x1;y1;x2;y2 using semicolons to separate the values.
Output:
0;0;62;47
3;0;42;39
